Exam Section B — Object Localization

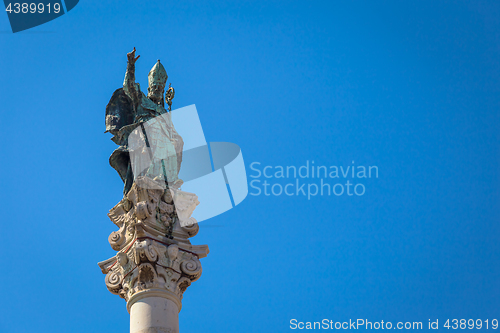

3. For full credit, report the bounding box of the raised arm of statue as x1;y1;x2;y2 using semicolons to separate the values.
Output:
123;47;141;104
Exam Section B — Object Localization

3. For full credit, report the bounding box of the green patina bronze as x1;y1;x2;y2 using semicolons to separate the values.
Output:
105;48;183;195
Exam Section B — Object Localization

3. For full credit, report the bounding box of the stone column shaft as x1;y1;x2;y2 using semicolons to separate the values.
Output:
130;296;179;333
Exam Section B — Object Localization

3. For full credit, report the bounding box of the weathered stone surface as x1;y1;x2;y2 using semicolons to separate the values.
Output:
99;176;208;305
130;297;180;333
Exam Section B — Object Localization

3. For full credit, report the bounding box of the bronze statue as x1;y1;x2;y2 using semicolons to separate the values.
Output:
105;48;184;195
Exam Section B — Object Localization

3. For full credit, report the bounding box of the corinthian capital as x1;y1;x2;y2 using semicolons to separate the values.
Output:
98;176;208;311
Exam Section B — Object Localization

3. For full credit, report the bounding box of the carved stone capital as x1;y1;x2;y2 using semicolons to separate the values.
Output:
98;177;208;311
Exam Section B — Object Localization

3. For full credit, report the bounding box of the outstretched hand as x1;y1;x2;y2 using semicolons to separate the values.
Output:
127;47;140;64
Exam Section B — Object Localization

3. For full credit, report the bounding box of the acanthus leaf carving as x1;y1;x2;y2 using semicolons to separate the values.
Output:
99;176;208;305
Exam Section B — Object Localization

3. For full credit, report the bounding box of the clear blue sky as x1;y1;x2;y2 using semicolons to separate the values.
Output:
1;1;499;332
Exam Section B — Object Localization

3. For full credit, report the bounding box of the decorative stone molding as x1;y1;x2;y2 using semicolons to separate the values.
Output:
98;176;208;313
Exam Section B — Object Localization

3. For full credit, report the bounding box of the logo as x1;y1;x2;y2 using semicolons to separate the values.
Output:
127;104;248;224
